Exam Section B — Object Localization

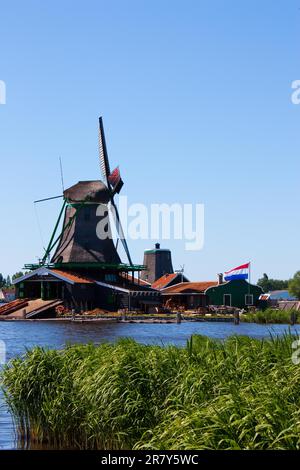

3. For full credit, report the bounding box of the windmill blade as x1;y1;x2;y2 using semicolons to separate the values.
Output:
34;195;63;204
98;117;133;266
110;199;133;266
108;166;124;195
98;116;111;187
59;156;65;192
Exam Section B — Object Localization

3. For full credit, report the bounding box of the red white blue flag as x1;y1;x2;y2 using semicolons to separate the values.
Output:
224;262;250;281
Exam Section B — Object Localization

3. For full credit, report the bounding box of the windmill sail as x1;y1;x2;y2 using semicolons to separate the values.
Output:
110;199;133;266
98;116;111;187
98;116;133;266
108;166;124;194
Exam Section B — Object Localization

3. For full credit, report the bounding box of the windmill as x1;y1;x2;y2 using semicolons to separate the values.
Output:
31;117;135;271
141;243;174;283
17;118;160;315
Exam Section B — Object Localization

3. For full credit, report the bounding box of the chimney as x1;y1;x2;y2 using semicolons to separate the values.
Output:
218;273;223;285
155;243;160;249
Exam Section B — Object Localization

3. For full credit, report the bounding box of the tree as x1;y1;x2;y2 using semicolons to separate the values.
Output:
257;273;289;293
289;271;300;300
257;273;269;292
12;272;24;282
6;275;11;287
0;273;4;288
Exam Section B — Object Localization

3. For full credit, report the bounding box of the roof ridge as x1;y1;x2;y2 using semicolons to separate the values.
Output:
161;280;218;293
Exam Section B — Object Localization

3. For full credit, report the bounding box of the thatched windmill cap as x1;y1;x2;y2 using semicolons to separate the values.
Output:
64;180;110;204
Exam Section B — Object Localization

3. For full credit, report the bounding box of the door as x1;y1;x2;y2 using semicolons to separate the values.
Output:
224;294;231;306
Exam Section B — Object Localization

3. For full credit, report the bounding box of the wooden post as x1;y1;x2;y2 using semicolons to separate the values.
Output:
234;309;240;325
41;281;45;300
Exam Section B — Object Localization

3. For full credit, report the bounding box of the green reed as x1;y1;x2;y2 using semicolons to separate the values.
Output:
242;308;299;324
2;333;300;450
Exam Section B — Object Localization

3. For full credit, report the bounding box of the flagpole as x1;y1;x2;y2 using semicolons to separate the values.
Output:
248;261;251;296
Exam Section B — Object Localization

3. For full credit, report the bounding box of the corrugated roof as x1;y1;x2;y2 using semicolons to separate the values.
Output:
152;273;179;290
51;269;94;284
121;273;151;287
161;281;218;294
96;280;159;294
12;267;95;285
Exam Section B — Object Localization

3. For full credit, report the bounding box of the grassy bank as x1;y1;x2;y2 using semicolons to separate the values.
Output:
2;334;300;450
242;308;299;324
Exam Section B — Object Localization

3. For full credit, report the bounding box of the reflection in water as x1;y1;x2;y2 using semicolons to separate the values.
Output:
0;391;14;450
0;320;299;449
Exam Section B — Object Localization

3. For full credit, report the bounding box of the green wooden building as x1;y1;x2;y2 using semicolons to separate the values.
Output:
205;279;263;309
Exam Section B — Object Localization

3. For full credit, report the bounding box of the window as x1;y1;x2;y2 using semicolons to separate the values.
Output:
223;294;231;306
105;274;117;282
245;294;253;306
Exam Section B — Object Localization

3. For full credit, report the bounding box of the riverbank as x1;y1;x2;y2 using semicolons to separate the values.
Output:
2;333;300;450
0;311;236;323
1;309;299;324
0;315;235;323
241;308;299;324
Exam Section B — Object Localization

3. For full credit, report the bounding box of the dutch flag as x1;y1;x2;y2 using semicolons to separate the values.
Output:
224;262;250;281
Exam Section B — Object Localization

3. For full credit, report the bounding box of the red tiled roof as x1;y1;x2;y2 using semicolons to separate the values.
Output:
1;288;15;294
161;281;218;294
51;270;94;284
152;273;179;290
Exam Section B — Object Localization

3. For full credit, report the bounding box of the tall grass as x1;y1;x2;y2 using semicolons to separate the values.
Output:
242;308;299;324
2;334;300;450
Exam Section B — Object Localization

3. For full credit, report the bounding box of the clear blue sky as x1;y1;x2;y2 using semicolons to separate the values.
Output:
0;0;299;283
